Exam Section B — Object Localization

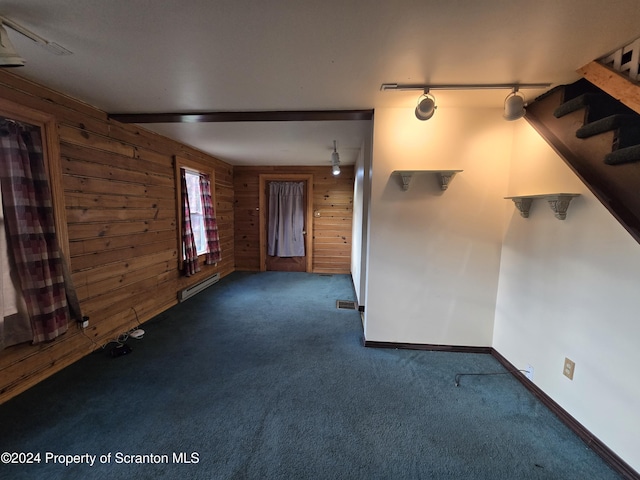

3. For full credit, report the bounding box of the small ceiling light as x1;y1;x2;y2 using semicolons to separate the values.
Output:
503;88;526;121
331;140;340;176
0;23;25;67
415;90;437;121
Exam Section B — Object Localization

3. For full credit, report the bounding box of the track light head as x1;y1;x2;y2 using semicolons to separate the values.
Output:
503;88;526;121
331;140;340;176
415;91;437;121
0;24;25;67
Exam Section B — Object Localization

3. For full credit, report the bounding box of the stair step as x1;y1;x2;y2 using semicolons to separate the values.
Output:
576;114;640;138
604;144;640;165
554;92;635;121
614;125;640;150
554;93;604;118
562;78;602;103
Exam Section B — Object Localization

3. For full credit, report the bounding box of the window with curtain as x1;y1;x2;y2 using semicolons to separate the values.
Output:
178;164;221;277
0;115;78;348
184;170;208;256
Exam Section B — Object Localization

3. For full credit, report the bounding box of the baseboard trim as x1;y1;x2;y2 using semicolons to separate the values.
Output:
363;340;491;354
491;349;639;480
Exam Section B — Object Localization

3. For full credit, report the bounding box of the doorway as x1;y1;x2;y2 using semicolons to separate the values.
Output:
259;174;313;272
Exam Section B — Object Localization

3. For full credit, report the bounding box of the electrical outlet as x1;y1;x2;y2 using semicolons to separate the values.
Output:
563;357;575;380
525;364;534;380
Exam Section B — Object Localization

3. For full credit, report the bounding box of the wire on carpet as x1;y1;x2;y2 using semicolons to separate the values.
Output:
99;307;146;351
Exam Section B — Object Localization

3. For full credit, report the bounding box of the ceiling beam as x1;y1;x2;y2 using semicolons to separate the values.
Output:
109;110;374;124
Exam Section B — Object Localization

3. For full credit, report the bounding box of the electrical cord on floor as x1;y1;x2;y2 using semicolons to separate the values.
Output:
79;325;98;349
454;369;529;387
130;306;142;328
98;307;146;349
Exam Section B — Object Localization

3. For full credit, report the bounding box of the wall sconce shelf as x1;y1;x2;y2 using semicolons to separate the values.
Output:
392;170;463;191
505;193;580;220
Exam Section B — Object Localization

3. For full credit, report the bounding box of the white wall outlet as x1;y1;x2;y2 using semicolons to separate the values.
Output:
525;364;534;380
563;357;575;380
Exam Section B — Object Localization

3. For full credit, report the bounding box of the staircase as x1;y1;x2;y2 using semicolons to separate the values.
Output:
525;77;640;244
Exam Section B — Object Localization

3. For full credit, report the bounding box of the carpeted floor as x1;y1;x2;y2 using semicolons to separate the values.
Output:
0;271;621;479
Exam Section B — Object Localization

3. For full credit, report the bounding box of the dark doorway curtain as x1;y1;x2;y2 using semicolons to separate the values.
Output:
267;181;305;257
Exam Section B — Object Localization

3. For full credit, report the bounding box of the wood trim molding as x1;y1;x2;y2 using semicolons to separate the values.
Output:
363;340;492;354
491;349;639;480
110;110;374;124
258;174;314;273
578;61;640;115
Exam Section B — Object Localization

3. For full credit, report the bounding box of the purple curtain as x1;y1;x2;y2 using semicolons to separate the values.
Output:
267;182;305;257
181;169;200;276
199;174;221;264
0;119;70;343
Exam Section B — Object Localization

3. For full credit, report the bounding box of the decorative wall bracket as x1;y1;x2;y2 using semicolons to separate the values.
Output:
505;193;580;220
392;170;463;191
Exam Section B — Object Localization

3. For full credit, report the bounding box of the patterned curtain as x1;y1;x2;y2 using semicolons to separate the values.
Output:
0;118;70;343
181;169;200;276
199;174;221;265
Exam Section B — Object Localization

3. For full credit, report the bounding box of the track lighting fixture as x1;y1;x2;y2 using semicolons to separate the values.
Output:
331;140;340;176
503;87;526;121
415;90;437;121
0;15;72;67
381;82;551;121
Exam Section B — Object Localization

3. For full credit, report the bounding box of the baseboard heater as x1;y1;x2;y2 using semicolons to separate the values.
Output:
178;273;220;302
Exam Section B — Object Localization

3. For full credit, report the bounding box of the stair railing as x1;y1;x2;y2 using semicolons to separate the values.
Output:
600;37;640;82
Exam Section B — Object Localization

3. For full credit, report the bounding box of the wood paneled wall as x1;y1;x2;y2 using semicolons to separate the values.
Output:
0;71;234;403
234;166;354;274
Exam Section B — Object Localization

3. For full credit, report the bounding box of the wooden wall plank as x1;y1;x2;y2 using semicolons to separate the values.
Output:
69;229;176;256
61;157;174;187
59;124;136;157
67;218;176;240
65;192;175;210
63;175;171;198
61;142;174;178
0;70;108;121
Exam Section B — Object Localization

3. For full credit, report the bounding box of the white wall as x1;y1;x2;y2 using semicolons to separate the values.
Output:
493;120;640;471
351;131;373;308
364;106;512;345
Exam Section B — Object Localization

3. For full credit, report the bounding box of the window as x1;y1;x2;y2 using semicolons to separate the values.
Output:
175;157;221;276
0;100;76;347
184;169;208;256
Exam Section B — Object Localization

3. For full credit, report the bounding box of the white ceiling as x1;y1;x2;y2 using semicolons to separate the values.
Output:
2;0;640;166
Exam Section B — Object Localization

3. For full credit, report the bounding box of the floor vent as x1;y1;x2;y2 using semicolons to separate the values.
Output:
336;300;357;310
179;273;220;302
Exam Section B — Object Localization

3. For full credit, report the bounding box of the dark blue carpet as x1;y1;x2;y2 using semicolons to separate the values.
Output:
0;272;621;479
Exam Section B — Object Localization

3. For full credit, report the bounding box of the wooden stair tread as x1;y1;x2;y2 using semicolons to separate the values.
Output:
576;114;640;138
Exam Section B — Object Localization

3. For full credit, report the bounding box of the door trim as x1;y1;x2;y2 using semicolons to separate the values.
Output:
259;174;313;272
